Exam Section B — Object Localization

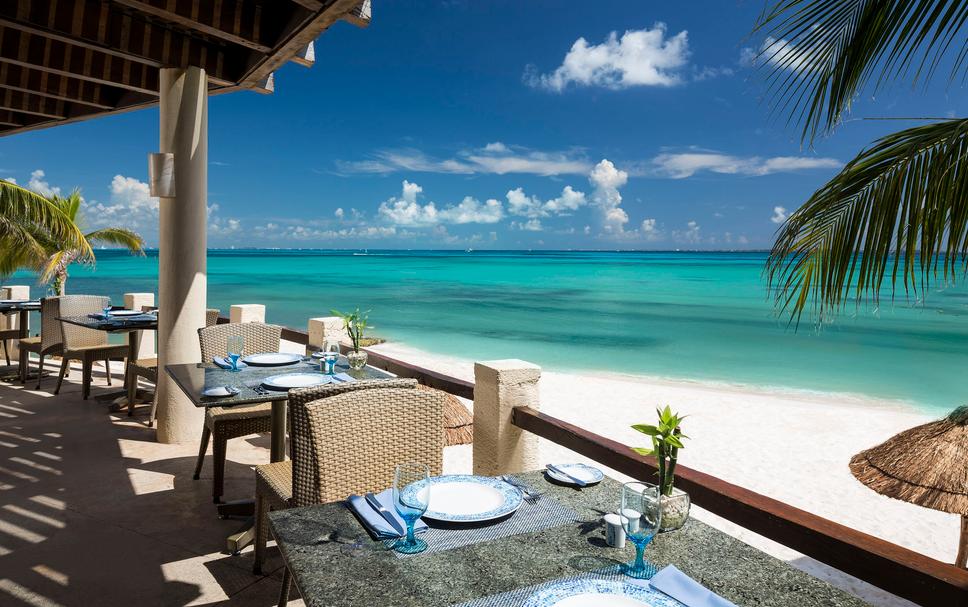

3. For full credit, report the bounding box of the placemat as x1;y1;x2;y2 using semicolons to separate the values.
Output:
449;568;684;607
391;477;578;558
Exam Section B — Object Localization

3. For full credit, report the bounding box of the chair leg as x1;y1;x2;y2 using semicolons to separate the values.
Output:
278;568;292;607
212;433;227;503
35;354;45;390
54;357;70;394
126;371;138;416
104;358;112;386
193;426;211;480
82;355;93;400
19;347;28;384
253;493;269;574
3;340;9;367
147;391;158;427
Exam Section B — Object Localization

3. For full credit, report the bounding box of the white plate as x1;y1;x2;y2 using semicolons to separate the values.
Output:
545;463;604;487
242;352;303;366
108;309;143;317
406;475;522;523
202;386;240;398
524;579;671;607
261;373;331;390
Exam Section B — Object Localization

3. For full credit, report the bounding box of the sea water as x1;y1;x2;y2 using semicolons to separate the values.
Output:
12;249;967;413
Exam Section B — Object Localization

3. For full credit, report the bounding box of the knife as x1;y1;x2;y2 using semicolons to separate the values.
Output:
546;464;588;487
364;492;405;537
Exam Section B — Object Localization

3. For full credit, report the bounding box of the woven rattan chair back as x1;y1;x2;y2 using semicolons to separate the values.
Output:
297;387;445;506
198;322;282;360
287;378;418;507
39;297;64;351
205;309;220;327
58;295;110;350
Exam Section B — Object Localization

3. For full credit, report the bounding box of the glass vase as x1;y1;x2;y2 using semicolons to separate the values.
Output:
659;488;690;532
347;350;368;370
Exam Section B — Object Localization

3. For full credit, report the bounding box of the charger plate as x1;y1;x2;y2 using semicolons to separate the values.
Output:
405;475;522;523
261;373;331;390
524;579;660;607
242;352;303;366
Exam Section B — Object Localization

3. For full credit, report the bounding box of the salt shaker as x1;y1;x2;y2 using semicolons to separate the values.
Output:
603;513;626;548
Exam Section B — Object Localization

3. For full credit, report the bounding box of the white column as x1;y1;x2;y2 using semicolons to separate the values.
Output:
156;66;208;444
230;304;265;324
472;359;541;475
2;286;30;359
124;292;156;359
307;316;348;353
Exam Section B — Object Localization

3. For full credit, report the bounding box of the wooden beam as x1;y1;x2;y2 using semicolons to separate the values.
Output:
511;406;968;607
0;89;66;119
289;42;314;67
342;0;371;28
289;0;324;10
0;3;235;87
112;0;273;54
0;26;158;96
0;63;116;109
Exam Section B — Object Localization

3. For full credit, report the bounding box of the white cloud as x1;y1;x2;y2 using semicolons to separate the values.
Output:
771;206;789;224
741;36;818;74
651;151;840;179
334;207;345;219
511;219;543;232
526;24;690;91
589;159;629;234
377;180;504;227
27;170;61;197
506;185;586;218
674;220;702;244
641;218;661;241
339;144;590;177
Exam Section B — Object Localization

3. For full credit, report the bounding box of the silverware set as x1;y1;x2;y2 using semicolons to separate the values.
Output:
501;475;542;504
247;383;271;396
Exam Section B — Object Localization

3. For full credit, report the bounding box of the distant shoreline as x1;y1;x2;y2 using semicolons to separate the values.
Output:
92;247;776;254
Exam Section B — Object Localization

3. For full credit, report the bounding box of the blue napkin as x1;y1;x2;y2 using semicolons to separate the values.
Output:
212;356;247;369
649;565;737;607
332;372;356;383
88;313;107;320
346;488;427;540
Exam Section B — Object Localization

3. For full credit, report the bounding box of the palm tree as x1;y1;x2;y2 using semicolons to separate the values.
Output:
755;1;968;324
0;180;91;278
38;191;145;294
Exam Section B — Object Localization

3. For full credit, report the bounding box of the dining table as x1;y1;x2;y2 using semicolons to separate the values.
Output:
58;310;158;407
269;471;870;607
0;299;41;380
165;353;393;552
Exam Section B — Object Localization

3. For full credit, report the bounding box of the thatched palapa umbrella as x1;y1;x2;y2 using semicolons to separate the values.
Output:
849;406;968;567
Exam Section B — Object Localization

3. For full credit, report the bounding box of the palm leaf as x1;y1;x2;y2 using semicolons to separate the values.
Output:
84;227;145;254
754;0;968;142
765;118;968;324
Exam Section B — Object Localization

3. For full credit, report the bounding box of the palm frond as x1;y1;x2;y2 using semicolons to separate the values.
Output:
765;118;968;325
84;227;145;254
754;0;968;141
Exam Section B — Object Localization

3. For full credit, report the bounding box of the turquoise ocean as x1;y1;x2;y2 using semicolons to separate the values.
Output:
12;250;968;414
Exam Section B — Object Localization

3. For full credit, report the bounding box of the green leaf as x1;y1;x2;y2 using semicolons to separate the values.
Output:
631;447;654;457
631;424;659;436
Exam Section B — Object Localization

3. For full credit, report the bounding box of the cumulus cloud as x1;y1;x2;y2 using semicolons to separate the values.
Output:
525;24;690;91
338;144;590;177
770;206;789;224
589;159;630;234
377;180;504;227
511;219;543;232
740;36;819;74
674;220;702;244
650;151;840;179
641;218;661;241
506;185;586;218
27;170;62;197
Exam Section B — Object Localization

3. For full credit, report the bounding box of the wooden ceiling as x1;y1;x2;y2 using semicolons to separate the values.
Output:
0;0;370;136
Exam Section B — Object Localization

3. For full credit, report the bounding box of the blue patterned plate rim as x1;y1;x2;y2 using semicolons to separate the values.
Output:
545;463;605;486
261;372;332;390
242;352;304;366
403;474;522;523
523;578;673;607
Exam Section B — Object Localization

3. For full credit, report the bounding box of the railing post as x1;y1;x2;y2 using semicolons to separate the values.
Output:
1;286;29;359
307;316;348;354
473;359;541;475
124;292;155;359
230;304;265;323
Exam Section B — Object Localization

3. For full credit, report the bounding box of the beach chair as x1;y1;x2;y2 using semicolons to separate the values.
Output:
17;297;64;389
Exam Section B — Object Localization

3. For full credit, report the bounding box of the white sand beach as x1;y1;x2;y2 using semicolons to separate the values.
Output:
369;341;959;607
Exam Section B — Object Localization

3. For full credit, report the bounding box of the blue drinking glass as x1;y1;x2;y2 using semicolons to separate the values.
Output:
324;352;338;375
392;462;430;554
226;335;244;372
102;301;112;319
620;481;662;579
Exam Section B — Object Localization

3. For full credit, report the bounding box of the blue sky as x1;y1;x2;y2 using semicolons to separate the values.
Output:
1;0;964;250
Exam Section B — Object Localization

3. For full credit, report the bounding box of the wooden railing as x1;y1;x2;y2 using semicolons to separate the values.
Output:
511;406;968;607
232;318;968;605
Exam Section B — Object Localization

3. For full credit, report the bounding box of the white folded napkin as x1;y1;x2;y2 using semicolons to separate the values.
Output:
649;565;737;607
202;386;239;397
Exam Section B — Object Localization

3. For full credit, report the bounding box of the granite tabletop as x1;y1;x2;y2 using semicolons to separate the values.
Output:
269;471;869;607
0;300;40;313
58;313;158;333
165;355;393;409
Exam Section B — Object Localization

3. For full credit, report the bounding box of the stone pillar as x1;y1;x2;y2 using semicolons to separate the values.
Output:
230;304;265;324
472;359;541;475
1;286;30;359
156;66;208;444
307;316;348;353
124;292;156;359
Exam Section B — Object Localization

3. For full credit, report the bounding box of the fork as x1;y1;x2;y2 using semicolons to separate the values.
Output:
501;475;542;504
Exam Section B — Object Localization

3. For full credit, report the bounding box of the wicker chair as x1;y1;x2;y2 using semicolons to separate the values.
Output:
132;308;220;423
54;295;129;399
194;322;282;503
253;383;445;606
17;297;64;388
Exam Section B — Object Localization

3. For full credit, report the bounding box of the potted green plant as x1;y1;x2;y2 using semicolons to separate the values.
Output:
631;406;691;532
332;308;370;370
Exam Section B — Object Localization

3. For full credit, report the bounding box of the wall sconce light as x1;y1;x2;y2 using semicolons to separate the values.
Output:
148;152;176;197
